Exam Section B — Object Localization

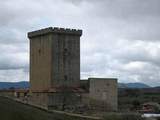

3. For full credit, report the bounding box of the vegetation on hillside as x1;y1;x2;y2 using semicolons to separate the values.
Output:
103;113;145;120
118;88;160;112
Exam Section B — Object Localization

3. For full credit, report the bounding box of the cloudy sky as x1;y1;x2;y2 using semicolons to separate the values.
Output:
0;0;160;86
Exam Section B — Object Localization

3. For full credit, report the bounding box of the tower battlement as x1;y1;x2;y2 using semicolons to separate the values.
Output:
28;27;82;38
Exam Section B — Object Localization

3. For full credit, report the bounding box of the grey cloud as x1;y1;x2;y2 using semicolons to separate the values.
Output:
0;0;160;86
0;51;29;70
89;0;160;18
112;40;160;67
0;69;28;82
81;38;160;86
82;0;160;41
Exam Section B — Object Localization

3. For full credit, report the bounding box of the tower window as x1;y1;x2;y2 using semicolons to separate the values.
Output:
106;83;110;86
64;48;68;52
38;49;41;55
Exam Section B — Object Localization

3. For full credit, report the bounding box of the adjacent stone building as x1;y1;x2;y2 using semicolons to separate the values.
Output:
79;78;118;111
89;78;118;111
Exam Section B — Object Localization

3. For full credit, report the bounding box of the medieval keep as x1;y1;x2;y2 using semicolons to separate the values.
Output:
28;27;118;111
28;27;81;91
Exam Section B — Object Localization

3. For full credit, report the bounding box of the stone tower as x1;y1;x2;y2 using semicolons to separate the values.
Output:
28;27;82;92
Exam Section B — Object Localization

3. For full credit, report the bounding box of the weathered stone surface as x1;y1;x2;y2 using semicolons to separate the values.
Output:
28;27;118;112
89;78;118;111
28;27;82;38
28;27;82;91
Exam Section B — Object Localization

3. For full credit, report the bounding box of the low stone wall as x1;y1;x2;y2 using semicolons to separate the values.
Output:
29;92;82;110
29;92;48;109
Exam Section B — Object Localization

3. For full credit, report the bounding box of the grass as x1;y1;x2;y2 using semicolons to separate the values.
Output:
0;96;95;120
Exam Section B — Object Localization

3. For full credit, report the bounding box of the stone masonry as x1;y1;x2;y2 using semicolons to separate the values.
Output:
28;27;82;91
27;27;118;111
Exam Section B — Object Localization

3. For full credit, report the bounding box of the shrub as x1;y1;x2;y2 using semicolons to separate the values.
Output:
103;113;145;120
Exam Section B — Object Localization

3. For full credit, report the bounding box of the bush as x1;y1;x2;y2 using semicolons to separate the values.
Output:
103;113;145;120
156;117;160;120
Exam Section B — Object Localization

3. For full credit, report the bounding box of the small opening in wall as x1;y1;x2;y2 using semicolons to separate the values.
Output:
64;48;68;56
38;49;41;55
64;48;68;52
106;83;110;86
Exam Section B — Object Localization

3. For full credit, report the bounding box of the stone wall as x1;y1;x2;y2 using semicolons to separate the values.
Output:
29;92;48;109
28;27;82;91
28;27;118;112
88;78;118;111
29;34;52;91
51;32;81;88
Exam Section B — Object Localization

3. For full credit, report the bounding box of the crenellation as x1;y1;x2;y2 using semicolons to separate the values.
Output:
66;28;70;31
60;28;65;31
28;27;82;38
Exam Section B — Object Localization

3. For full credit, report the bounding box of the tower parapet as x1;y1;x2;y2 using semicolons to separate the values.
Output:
28;27;82;38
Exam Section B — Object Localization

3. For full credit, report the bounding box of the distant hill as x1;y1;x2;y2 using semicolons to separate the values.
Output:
0;81;29;89
118;82;150;88
154;86;160;88
0;81;153;89
118;83;127;88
